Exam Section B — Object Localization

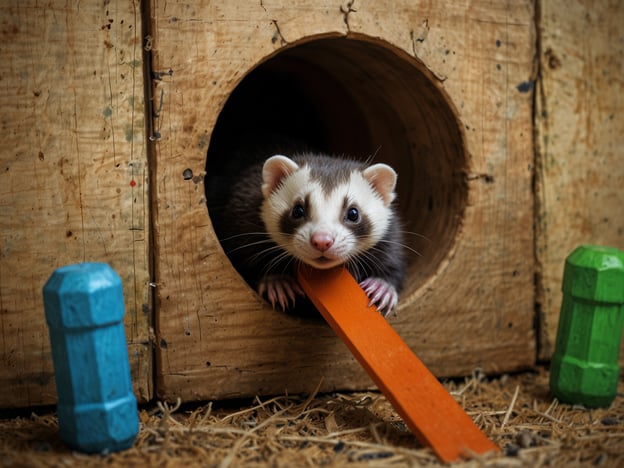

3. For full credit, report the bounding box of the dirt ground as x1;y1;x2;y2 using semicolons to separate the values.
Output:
1;367;623;467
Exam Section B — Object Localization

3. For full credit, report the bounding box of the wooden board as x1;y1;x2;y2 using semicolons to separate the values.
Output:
0;0;151;407
535;0;624;360
298;266;499;462
149;0;537;402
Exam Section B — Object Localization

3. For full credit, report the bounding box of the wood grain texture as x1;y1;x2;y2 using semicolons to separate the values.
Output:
535;0;624;360
0;1;151;407
149;0;537;402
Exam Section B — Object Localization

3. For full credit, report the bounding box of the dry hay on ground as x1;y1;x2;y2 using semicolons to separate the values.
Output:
1;368;623;467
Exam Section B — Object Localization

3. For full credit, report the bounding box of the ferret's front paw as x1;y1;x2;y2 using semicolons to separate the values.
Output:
359;277;398;317
258;275;305;311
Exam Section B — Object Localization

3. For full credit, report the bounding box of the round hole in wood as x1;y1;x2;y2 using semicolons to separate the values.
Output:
206;36;468;306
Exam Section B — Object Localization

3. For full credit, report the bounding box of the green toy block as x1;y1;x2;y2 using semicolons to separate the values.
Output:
549;245;624;408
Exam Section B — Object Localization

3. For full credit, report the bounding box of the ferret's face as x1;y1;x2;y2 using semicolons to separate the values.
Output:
260;155;397;270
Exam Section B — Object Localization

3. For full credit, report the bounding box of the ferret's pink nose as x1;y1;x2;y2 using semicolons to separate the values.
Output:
310;232;334;252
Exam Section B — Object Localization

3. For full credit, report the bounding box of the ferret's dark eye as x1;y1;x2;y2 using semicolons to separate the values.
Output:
291;204;305;219
346;207;360;222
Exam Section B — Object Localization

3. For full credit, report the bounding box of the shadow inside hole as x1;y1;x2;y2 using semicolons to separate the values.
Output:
206;37;468;314
206;51;373;159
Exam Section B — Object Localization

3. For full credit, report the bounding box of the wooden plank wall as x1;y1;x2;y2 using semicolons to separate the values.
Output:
149;0;537;402
0;0;152;407
535;0;624;360
2;0;620;409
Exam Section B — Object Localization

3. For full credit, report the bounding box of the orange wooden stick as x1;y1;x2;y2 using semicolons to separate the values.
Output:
297;266;499;462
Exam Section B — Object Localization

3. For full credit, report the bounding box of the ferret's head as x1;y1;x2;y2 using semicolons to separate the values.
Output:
260;154;397;270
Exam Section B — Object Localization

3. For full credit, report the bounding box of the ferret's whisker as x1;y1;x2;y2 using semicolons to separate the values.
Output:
354;233;423;258
346;255;366;282
357;249;388;276
219;231;271;242
250;245;287;265
260;248;293;276
375;239;423;257
398;230;431;243
225;239;277;255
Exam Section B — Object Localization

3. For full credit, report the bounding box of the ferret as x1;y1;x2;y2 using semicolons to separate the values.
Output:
207;150;406;316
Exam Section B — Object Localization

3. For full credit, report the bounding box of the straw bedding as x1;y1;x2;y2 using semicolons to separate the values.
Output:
1;367;623;467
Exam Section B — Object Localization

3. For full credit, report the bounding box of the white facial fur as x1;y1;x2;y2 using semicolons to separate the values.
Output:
261;155;396;269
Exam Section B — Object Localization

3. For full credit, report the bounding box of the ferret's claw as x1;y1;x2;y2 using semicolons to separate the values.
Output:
258;275;305;311
359;277;398;317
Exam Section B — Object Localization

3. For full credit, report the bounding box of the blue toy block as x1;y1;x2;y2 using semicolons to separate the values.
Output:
43;263;139;454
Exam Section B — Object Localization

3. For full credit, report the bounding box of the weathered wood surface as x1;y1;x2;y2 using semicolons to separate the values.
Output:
535;0;624;360
150;0;537;402
0;1;151;407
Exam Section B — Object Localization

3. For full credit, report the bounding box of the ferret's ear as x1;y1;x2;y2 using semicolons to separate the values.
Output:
362;163;397;206
262;155;300;197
